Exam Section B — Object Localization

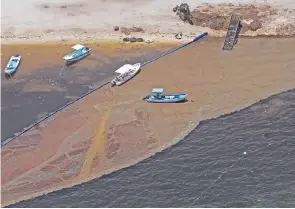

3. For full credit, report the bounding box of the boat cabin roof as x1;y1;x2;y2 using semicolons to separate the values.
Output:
152;88;164;94
72;44;85;50
115;64;134;74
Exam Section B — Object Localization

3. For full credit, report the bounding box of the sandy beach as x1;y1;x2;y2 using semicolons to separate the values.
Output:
1;0;295;207
1;0;295;44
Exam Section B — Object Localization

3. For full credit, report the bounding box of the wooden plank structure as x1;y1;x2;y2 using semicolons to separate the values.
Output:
222;14;241;51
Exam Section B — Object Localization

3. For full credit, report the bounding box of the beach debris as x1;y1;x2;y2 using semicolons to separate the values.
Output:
121;27;144;35
136;38;144;42
114;26;119;31
144;38;153;43
175;32;183;39
123;37;130;42
123;37;146;43
129;37;137;42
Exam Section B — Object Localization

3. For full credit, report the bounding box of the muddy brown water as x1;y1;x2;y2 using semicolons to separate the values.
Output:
2;37;295;207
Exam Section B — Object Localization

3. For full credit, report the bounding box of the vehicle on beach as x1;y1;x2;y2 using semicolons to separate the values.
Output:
111;63;141;86
143;88;188;103
4;54;21;78
63;44;91;65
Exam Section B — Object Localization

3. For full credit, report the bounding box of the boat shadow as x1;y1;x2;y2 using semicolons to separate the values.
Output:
4;70;18;79
64;54;91;67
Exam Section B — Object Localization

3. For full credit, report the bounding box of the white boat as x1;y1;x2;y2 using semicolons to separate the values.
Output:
111;63;141;86
63;44;91;65
4;54;21;77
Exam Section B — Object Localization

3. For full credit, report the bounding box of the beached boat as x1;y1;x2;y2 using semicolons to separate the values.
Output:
111;63;141;86
4;54;21;77
143;88;188;103
63;44;91;65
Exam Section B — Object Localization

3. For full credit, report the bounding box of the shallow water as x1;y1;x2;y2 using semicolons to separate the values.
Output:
1;46;171;143
9;89;295;208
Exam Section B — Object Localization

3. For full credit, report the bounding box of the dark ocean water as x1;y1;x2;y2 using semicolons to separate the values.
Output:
9;89;295;208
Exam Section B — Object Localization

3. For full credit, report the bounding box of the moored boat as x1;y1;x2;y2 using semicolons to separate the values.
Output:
111;63;141;86
143;88;188;103
63;44;91;65
4;54;21;77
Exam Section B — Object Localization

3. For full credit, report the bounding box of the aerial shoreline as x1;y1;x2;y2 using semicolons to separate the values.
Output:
2;0;295;206
2;36;295;206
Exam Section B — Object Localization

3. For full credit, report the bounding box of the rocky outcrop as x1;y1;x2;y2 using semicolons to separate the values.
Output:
173;3;193;25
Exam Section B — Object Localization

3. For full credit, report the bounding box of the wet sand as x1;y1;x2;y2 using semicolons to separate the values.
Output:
1;42;176;142
1;37;295;206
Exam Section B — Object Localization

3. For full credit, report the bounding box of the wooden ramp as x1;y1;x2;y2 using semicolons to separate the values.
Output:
222;15;240;51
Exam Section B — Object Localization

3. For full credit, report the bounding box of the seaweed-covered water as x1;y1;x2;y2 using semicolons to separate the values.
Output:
1;47;170;143
9;89;295;207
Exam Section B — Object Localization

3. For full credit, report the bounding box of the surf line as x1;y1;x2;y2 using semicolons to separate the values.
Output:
1;32;208;148
75;108;111;182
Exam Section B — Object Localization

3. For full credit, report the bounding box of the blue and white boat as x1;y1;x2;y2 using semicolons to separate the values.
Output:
143;88;188;103
4;54;21;77
63;44;91;65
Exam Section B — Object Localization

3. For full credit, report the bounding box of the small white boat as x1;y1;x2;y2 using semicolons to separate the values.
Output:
63;44;91;65
111;63;141;86
4;54;21;77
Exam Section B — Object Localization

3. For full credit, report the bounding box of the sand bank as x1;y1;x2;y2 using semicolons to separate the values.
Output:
1;37;295;206
1;0;295;44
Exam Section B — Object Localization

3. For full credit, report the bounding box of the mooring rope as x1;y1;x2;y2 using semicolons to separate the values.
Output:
1;32;208;148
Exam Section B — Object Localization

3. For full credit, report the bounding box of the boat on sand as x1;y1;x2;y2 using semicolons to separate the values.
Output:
143;88;188;103
111;63;141;86
63;44;91;65
4;54;21;78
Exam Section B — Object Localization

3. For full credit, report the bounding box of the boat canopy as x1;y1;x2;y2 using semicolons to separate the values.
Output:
72;44;85;50
152;88;164;94
115;64;134;74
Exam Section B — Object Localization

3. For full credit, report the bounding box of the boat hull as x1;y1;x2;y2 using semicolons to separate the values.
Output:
4;55;21;76
111;63;141;86
143;93;188;103
63;49;91;65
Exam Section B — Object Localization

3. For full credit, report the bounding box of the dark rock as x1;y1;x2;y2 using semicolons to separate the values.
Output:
114;26;119;31
175;32;183;39
175;3;192;23
173;5;179;12
136;38;144;42
249;20;262;31
129;37;137;42
123;37;130;42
